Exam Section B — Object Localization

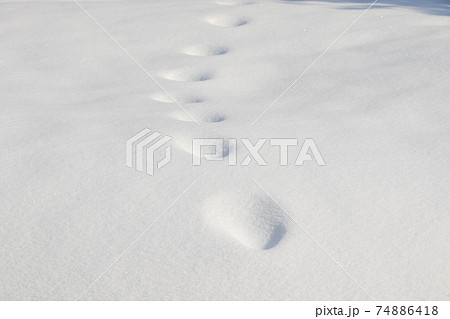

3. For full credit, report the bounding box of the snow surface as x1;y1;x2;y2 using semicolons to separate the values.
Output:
0;0;449;300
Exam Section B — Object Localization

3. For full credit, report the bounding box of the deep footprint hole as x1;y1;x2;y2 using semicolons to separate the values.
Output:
186;96;205;103
197;73;212;81
205;113;226;123
263;224;286;250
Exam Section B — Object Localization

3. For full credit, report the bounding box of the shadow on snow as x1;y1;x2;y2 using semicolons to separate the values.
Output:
279;0;450;16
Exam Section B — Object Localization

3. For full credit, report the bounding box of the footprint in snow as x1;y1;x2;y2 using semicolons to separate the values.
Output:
160;68;212;82
203;190;286;250
182;45;228;56
204;112;226;123
205;15;249;27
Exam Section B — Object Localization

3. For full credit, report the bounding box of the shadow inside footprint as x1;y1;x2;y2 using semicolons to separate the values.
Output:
204;113;226;123
263;224;286;250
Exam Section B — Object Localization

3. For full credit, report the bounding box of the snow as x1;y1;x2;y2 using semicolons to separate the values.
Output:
203;189;286;250
0;0;449;300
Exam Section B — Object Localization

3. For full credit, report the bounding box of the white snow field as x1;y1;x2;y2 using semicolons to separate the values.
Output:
1;0;449;300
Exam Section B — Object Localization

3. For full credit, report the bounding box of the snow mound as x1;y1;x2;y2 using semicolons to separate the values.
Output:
203;191;286;250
